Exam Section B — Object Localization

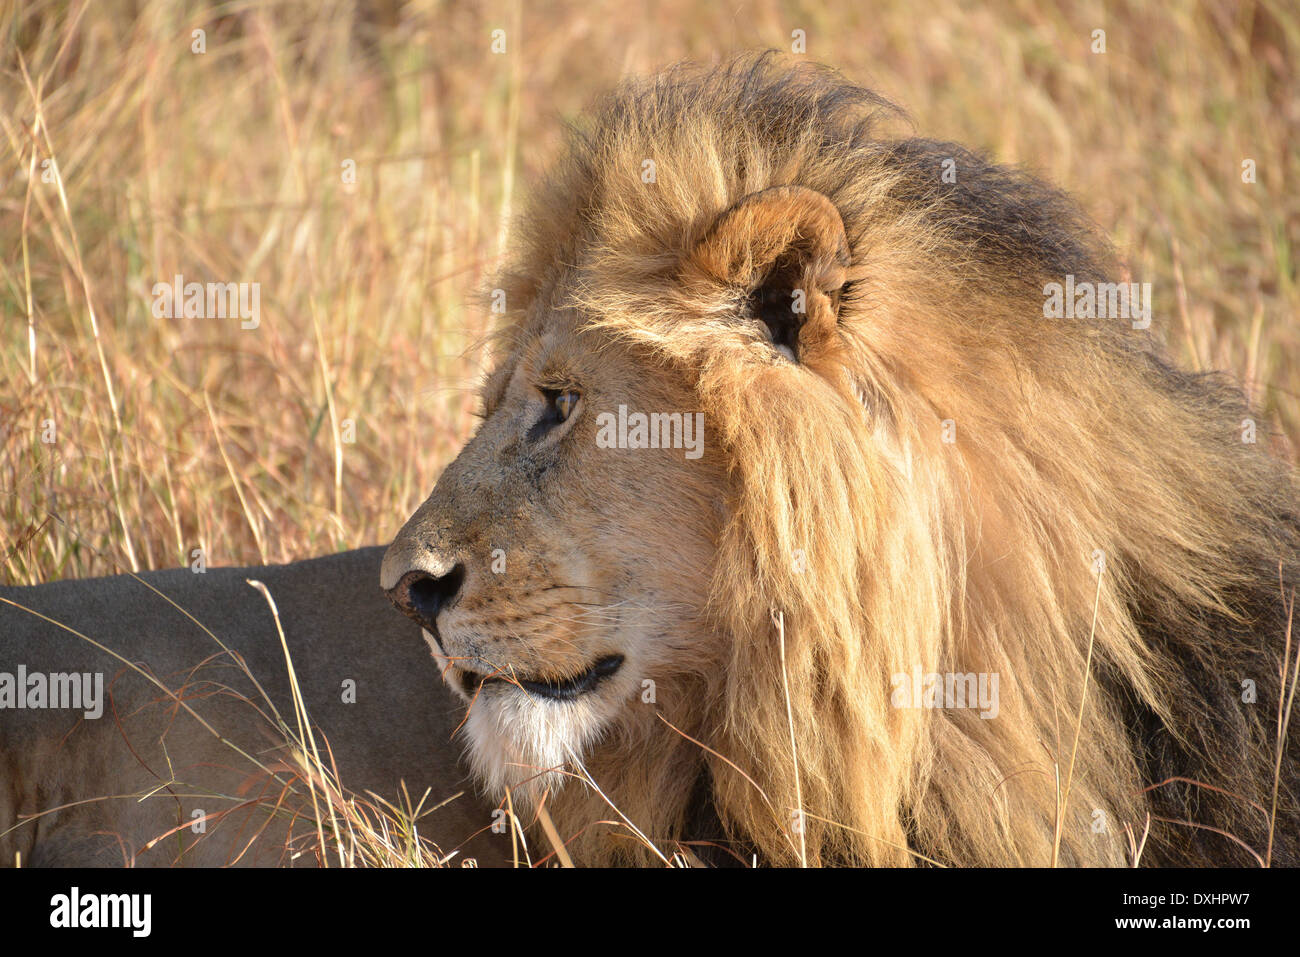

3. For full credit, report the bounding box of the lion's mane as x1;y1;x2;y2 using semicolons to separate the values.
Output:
495;53;1300;866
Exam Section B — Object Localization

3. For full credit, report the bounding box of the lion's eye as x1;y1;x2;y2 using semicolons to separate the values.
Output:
529;387;580;440
552;389;579;422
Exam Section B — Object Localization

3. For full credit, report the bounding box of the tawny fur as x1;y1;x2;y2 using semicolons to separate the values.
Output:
476;53;1300;866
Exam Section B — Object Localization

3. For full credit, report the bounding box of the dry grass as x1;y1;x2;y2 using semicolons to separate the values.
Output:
1;0;1297;867
2;0;1296;583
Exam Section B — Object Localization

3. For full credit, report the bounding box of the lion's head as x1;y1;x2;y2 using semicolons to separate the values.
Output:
383;54;1300;867
382;305;724;814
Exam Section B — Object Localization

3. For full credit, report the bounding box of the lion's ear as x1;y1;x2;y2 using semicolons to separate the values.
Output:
690;185;850;361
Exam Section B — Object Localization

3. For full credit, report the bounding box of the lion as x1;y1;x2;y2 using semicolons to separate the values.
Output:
0;549;505;866
381;53;1300;867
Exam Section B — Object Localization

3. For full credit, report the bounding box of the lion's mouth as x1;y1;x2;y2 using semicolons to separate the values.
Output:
459;654;624;702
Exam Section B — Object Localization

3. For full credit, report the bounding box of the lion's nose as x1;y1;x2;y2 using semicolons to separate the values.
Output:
385;563;466;632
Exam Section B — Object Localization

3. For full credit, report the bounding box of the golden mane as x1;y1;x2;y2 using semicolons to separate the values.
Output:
493;53;1300;866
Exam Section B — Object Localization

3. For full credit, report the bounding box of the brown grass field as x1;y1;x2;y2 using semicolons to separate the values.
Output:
2;0;1296;584
0;1;1298;874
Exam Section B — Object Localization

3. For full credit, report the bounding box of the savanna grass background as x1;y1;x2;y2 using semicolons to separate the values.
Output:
2;0;1297;585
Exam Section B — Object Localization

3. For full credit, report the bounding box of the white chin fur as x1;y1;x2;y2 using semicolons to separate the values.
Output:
463;685;609;809
423;630;625;807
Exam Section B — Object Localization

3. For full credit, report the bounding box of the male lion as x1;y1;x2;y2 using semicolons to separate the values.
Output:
382;53;1300;867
